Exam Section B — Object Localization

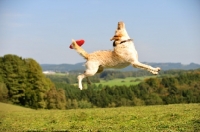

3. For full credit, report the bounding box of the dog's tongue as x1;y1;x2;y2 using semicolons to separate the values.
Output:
69;39;85;49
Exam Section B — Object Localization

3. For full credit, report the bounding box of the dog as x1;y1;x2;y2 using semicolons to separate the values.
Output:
71;21;161;90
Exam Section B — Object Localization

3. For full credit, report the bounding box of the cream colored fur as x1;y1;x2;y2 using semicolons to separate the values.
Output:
71;21;160;90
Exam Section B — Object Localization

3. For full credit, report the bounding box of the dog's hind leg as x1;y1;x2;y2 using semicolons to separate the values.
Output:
85;65;103;86
96;65;104;73
77;61;99;90
86;77;91;85
132;61;161;75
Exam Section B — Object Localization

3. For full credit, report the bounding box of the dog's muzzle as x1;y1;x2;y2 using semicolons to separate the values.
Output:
113;39;133;47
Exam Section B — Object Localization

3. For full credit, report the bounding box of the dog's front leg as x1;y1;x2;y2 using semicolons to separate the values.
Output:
132;61;161;75
77;74;92;90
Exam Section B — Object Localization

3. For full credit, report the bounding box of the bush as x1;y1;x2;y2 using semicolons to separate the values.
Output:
78;100;93;108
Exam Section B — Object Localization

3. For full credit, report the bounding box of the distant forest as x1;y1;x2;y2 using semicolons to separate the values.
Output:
0;54;200;109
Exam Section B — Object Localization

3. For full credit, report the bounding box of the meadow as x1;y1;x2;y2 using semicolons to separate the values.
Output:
94;76;153;87
74;76;148;89
47;72;156;87
0;102;199;131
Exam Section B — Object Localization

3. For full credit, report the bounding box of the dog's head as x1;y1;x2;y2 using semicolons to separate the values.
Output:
110;21;130;42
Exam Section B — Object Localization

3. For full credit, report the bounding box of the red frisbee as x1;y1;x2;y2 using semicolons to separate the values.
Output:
69;39;85;49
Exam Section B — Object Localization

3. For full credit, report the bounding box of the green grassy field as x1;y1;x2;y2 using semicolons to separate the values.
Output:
94;76;152;87
0;102;199;131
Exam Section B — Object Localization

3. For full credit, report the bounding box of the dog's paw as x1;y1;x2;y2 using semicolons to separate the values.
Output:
151;71;158;75
156;67;161;72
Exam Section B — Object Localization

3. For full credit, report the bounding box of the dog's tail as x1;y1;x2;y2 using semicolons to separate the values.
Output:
71;39;89;59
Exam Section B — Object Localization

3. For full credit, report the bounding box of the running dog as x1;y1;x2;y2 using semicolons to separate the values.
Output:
70;21;161;90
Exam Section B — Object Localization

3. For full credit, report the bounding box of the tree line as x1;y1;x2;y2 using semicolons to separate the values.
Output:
0;54;200;109
55;70;200;108
46;68;188;84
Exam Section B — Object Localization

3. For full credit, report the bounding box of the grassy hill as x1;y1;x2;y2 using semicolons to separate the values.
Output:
0;103;199;131
0;102;33;112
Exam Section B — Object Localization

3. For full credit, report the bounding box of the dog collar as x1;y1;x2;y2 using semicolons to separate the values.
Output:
113;39;133;47
120;39;133;44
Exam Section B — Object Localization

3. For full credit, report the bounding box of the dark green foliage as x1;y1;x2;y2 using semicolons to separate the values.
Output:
0;82;8;102
0;54;66;109
1;55;27;104
58;69;200;108
46;88;66;109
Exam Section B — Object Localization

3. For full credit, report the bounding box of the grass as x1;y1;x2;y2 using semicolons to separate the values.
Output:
0;102;33;112
54;72;69;76
94;76;153;87
0;103;199;131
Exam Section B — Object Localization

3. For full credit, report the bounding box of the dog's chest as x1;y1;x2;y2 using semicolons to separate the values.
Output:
114;43;136;62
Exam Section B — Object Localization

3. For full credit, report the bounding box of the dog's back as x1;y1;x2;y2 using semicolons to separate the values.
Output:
88;50;130;68
71;39;130;69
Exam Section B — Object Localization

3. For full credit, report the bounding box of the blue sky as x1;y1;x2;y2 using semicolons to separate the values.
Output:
0;0;200;64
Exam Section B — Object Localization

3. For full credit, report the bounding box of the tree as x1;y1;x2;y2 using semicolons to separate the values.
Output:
1;54;27;104
46;88;66;109
25;58;54;108
0;55;57;108
145;93;163;105
0;82;8;102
